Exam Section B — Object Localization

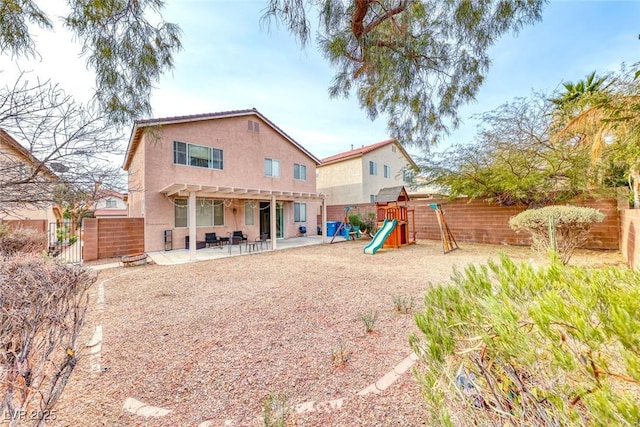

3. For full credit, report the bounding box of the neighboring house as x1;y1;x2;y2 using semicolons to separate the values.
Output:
317;138;418;205
123;108;325;254
92;190;128;218
0;128;59;222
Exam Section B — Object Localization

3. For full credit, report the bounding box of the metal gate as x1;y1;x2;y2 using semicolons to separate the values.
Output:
48;220;83;264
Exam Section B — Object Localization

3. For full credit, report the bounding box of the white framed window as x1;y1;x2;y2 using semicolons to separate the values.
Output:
175;199;187;228
264;158;280;177
244;200;254;225
106;199;117;208
384;165;391;178
392;145;397;153
174;198;225;227
369;161;377;176
197;199;214;226
173;141;223;170
370;194;376;203
294;163;306;180
294;202;306;222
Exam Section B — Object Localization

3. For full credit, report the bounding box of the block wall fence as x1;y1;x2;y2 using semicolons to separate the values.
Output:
0;219;47;232
620;209;640;270
83;218;144;261
322;197;621;250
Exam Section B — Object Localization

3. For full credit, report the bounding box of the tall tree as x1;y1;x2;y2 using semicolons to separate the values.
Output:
1;1;545;143
0;72;125;217
552;64;640;207
264;0;545;146
420;92;601;207
0;0;182;125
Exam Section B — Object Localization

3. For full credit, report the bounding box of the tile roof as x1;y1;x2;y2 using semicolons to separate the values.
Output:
123;108;321;170
0;128;58;179
320;138;418;168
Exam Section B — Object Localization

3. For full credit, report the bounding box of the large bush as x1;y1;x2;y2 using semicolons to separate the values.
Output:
0;254;96;425
509;205;605;264
0;227;48;256
410;254;640;426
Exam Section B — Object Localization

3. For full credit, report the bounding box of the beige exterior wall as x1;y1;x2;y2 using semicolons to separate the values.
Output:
316;157;363;205
318;142;412;205
0;140;57;223
362;144;411;202
129;115;320;251
126;136;146;218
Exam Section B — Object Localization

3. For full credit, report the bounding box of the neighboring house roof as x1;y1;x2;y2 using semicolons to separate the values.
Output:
97;189;126;200
320;138;418;169
376;186;410;204
0;128;57;180
123;108;321;170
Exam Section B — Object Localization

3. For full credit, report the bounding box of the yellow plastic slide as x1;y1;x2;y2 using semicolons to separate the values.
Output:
363;218;397;254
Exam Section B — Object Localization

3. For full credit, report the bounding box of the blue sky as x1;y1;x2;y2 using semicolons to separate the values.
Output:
1;1;639;161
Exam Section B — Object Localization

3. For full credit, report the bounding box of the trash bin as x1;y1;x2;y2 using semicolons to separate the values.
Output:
326;221;339;237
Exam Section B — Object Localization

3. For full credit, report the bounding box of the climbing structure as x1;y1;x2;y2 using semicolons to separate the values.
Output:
374;186;416;250
429;203;458;254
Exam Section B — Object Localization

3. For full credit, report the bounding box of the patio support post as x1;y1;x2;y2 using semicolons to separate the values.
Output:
270;194;277;250
322;197;327;244
188;191;196;261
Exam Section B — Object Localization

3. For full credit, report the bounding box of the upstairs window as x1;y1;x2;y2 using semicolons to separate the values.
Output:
294;163;306;180
369;161;377;176
384;165;391;178
173;141;223;170
106;199;117;208
370;194;376;203
264;158;280;177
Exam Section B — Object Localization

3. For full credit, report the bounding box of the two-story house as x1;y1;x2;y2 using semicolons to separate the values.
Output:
92;190;128;218
317;139;418;205
123;109;325;254
0;128;59;222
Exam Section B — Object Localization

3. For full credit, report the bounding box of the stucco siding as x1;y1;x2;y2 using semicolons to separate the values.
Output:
362;145;410;202
318;142;412;205
129;114;321;251
317;157;363;205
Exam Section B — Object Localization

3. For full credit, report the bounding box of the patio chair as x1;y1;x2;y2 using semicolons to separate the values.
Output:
232;230;248;244
185;235;206;250
205;232;222;248
228;232;243;254
255;233;270;250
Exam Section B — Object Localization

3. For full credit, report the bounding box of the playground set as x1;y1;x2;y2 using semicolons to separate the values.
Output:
329;186;458;255
364;186;416;254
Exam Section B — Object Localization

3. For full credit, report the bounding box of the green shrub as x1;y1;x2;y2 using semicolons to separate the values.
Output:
410;254;640;426
0;227;47;256
348;213;361;228
359;309;379;333
509;205;605;264
262;392;288;427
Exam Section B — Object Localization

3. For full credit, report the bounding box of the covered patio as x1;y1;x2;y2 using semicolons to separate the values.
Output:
159;183;327;261
147;235;324;265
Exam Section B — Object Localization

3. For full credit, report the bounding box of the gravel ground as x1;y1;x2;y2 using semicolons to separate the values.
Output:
55;240;625;426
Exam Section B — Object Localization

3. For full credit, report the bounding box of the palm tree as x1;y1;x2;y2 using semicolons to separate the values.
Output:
551;65;640;207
